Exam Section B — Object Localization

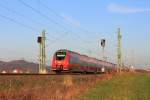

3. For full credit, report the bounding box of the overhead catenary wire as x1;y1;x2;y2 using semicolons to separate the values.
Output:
0;7;59;45
38;0;101;39
17;0;72;46
39;0;92;40
17;0;76;45
0;2;45;28
0;2;65;42
18;0;94;44
18;0;71;34
0;13;39;32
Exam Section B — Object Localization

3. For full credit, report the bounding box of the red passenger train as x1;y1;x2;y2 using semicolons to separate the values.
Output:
51;49;117;73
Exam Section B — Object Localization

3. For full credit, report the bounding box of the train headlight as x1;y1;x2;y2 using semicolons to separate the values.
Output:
101;67;105;72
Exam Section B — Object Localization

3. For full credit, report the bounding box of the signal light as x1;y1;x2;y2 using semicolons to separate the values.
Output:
101;39;105;47
37;36;42;43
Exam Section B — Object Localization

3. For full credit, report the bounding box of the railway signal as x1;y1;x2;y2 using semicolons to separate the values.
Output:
101;39;105;48
101;39;106;61
37;36;42;43
37;30;46;74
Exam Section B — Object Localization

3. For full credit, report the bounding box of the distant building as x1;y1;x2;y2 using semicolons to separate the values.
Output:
1;70;7;74
146;68;150;72
130;65;134;72
12;69;24;73
25;70;30;73
13;69;19;73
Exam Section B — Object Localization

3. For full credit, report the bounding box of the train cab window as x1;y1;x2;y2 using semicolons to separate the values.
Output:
56;52;66;60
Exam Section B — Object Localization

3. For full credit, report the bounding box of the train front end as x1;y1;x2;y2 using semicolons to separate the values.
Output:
51;50;70;72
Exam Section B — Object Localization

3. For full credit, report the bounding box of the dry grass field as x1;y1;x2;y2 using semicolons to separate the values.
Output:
1;73;148;100
0;74;110;100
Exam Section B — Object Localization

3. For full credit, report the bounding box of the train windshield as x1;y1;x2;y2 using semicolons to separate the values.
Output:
56;51;66;60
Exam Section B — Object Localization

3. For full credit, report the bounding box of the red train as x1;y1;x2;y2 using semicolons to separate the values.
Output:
51;49;117;73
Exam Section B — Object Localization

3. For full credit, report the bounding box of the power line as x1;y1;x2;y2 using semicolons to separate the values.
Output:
38;0;100;50
18;0;97;55
38;0;64;21
18;0;71;34
0;1;71;43
38;0;101;38
0;13;39;32
0;2;46;27
18;0;76;46
18;0;94;44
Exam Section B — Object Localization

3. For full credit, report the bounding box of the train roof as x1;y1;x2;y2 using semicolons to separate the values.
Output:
55;49;116;65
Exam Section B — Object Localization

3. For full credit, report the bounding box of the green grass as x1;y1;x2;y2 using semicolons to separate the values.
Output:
80;73;150;100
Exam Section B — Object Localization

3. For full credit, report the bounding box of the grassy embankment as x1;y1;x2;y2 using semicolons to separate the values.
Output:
80;73;150;100
0;74;107;100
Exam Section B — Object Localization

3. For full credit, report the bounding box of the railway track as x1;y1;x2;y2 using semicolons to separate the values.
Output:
0;73;102;76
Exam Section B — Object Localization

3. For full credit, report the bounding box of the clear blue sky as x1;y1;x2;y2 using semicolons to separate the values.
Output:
0;0;150;68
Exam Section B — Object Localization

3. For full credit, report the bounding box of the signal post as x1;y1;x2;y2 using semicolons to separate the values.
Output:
37;30;46;74
100;39;106;73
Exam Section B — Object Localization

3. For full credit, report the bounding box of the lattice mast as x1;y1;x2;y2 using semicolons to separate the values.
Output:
38;30;46;74
117;28;122;72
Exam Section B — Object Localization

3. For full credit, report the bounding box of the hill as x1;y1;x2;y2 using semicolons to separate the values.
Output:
0;60;41;73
